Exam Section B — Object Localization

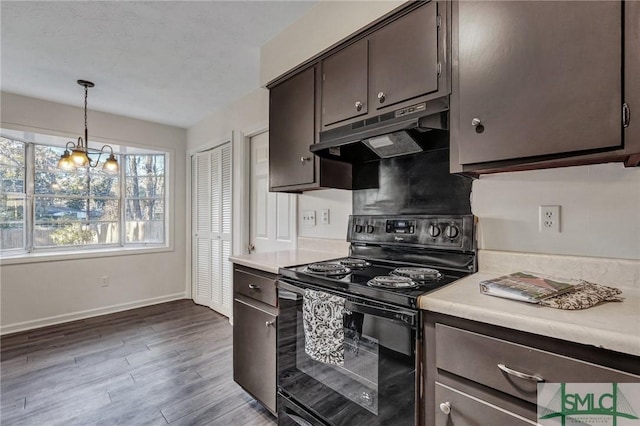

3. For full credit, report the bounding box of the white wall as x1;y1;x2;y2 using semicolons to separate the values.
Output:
0;92;188;333
298;189;352;240
260;0;405;85
472;163;640;260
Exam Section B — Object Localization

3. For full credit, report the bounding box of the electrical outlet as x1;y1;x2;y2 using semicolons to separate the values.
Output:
100;275;109;287
321;209;330;225
302;210;316;226
539;205;560;233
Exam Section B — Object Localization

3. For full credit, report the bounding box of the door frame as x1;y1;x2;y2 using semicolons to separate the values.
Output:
237;122;298;257
186;133;233;301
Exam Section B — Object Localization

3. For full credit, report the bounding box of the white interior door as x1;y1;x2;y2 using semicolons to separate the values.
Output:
249;130;296;253
192;143;232;317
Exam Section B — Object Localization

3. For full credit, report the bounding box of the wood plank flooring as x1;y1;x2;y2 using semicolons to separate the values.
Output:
0;299;276;426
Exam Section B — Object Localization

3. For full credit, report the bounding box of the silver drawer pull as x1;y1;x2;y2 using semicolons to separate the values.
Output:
248;284;260;290
439;401;451;415
265;320;275;328
497;363;544;382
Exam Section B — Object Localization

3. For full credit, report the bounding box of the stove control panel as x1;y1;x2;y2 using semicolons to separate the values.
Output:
385;220;415;234
348;215;475;252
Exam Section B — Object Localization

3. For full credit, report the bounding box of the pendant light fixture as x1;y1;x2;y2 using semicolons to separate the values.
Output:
57;80;119;173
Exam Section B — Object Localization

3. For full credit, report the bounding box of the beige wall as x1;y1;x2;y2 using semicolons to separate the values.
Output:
260;0;405;85
472;163;640;260
0;92;188;333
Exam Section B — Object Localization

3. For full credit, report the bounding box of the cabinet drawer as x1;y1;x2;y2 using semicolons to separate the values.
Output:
234;266;277;307
435;382;536;426
233;298;277;414
435;324;639;404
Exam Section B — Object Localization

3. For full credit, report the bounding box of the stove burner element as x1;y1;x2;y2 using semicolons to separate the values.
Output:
367;275;419;289
338;258;371;269
306;262;352;277
391;267;443;281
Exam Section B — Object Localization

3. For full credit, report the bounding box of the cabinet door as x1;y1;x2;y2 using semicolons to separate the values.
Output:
456;1;622;165
233;298;277;413
434;383;534;426
369;1;439;110
626;1;640;148
321;39;368;127
269;67;315;189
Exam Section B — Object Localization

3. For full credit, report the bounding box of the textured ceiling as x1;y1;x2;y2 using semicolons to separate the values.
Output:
1;1;316;128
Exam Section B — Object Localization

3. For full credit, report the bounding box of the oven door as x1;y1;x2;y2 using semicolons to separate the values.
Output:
277;279;419;426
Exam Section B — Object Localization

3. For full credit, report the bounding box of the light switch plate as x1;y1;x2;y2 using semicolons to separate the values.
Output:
302;210;316;226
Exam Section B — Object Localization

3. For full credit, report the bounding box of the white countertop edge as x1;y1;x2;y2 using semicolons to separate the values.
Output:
229;249;347;274
422;297;640;357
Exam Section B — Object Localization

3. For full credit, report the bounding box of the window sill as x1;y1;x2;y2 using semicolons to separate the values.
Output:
0;245;173;266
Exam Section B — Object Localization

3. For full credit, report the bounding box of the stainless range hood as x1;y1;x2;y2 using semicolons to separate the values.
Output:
311;97;449;163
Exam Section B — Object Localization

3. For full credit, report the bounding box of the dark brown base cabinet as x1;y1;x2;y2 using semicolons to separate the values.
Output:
423;313;640;426
232;265;279;415
451;0;640;175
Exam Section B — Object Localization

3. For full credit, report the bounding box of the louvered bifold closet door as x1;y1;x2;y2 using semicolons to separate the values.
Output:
192;143;232;317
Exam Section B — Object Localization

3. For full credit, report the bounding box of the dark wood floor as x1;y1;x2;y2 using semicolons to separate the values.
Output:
0;299;276;426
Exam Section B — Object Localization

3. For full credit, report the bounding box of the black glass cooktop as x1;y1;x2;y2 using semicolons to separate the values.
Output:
279;258;468;309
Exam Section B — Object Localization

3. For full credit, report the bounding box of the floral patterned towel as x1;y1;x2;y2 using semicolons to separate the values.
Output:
303;289;346;365
540;281;623;310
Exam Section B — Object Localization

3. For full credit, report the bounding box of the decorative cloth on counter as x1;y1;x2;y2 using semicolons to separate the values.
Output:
303;289;346;365
540;281;623;310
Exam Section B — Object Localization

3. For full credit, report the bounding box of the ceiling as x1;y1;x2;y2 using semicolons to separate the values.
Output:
1;1;316;128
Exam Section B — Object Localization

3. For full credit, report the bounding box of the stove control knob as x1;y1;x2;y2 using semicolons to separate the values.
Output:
366;225;375;234
354;224;364;233
445;225;460;239
428;224;441;237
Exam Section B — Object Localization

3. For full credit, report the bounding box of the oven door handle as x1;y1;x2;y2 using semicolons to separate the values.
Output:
278;279;417;326
345;301;416;326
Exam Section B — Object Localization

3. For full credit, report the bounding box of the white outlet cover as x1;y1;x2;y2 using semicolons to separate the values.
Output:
322;209;330;225
539;205;561;233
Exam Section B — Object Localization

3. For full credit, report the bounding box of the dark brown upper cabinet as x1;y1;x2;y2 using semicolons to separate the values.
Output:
320;1;448;130
451;1;640;173
269;66;352;192
369;1;439;111
269;67;316;190
321;39;369;127
626;0;640;163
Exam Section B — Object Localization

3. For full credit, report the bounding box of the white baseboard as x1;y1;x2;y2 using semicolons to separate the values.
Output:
0;292;187;335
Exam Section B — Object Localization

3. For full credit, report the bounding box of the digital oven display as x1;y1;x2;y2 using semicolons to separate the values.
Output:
385;220;415;234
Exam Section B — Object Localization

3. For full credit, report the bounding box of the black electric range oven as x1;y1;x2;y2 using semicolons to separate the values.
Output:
277;215;476;426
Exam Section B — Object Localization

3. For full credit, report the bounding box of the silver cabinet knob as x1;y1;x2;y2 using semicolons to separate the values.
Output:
265;320;275;328
377;92;386;103
439;401;451;415
471;118;482;127
355;101;363;112
300;156;311;163
248;284;260;290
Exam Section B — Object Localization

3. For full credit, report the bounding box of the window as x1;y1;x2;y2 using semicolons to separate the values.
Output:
34;145;120;247
125;154;165;243
0;131;167;255
0;137;26;251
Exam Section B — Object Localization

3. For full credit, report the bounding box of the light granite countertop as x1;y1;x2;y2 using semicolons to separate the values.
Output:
229;249;347;274
419;271;640;357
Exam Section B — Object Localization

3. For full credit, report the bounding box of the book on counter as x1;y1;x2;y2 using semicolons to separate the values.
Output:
479;271;580;303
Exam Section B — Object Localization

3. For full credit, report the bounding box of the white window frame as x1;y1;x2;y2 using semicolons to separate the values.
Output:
0;131;171;264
